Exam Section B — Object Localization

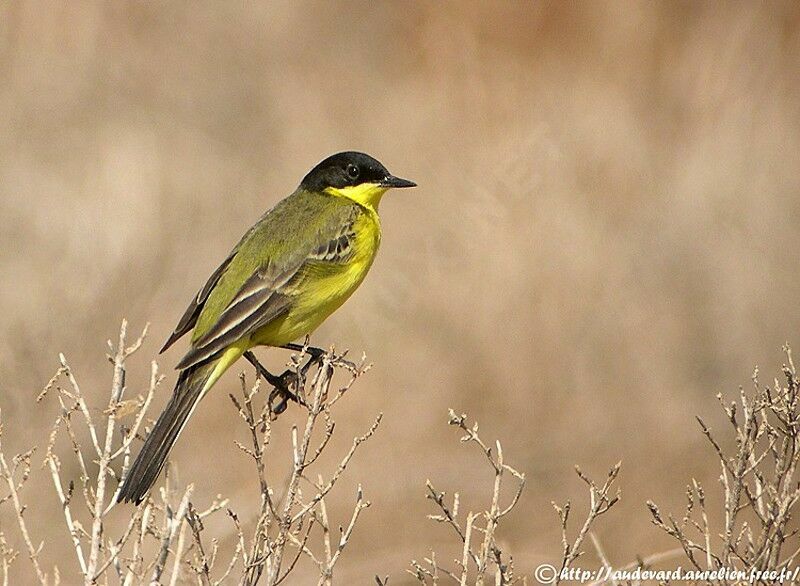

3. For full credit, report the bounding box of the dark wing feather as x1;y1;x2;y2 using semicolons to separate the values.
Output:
308;229;355;263
160;249;239;354
174;265;297;370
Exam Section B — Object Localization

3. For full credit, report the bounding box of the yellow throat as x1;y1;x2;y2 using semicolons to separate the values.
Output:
324;183;389;212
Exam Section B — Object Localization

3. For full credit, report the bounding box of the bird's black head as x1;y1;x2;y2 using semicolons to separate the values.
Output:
300;151;416;193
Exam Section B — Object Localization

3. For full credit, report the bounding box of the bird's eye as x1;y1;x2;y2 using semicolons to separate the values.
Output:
346;164;360;179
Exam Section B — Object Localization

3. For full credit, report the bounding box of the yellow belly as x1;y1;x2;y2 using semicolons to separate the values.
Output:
250;213;380;347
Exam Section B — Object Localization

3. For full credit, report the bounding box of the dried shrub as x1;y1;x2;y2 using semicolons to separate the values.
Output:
647;347;800;578
7;321;798;586
0;321;379;585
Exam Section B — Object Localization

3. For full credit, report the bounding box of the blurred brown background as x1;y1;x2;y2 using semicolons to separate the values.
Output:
2;1;800;583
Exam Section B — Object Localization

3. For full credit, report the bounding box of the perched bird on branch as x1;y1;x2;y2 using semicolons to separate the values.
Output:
118;152;415;504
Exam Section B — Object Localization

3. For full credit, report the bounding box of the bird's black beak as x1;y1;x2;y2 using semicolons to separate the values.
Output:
381;175;417;189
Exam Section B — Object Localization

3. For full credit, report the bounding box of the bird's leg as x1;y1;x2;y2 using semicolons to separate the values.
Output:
243;351;303;416
244;341;358;418
278;343;326;402
243;351;287;389
281;342;358;372
280;341;355;393
282;342;326;361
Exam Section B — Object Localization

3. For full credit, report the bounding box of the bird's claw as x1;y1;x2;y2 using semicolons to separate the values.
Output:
266;369;305;419
245;345;354;419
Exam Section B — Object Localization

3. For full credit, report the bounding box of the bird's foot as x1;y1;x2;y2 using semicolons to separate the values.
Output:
282;342;359;373
244;343;359;418
243;351;304;418
267;370;304;417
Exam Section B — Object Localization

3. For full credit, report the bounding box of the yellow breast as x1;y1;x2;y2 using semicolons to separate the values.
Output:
252;210;381;347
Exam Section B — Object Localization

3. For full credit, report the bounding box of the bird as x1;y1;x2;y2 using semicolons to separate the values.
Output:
117;151;415;504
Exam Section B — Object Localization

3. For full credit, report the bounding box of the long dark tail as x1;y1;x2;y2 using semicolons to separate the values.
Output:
118;362;215;504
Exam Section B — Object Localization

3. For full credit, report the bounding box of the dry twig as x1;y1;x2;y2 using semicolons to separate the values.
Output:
553;461;621;580
409;410;527;585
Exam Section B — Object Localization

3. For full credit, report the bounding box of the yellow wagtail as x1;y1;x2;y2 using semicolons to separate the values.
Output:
118;151;415;504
